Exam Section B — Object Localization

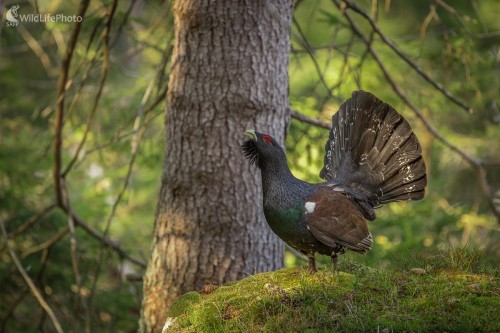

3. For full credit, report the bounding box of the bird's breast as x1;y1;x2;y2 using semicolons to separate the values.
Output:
263;204;324;253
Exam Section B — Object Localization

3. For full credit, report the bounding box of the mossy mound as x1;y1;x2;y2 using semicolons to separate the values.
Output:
164;257;499;332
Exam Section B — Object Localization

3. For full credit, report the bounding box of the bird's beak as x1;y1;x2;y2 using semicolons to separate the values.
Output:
244;129;257;141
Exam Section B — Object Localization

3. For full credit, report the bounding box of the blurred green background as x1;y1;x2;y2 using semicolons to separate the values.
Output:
1;0;499;331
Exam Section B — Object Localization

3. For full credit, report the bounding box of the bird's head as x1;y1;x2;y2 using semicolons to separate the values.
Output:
241;129;285;169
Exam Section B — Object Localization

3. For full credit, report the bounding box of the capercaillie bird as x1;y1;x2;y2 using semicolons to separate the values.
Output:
241;90;427;273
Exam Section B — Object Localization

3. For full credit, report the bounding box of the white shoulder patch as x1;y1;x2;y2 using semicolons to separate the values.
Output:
304;201;316;214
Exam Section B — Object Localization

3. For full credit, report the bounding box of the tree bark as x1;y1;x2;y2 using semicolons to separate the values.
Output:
139;1;293;332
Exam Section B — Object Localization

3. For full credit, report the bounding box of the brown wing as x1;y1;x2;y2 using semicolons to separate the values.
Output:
304;191;372;253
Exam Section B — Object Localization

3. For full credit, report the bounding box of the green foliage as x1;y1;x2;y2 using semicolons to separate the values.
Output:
287;0;500;271
165;249;499;332
0;0;171;331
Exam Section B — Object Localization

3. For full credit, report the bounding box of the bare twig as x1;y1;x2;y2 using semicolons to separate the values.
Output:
290;42;352;55
0;204;57;254
54;0;91;207
34;249;52;331
15;205;147;268
62;2;115;177
22;228;70;258
60;182;86;322
18;25;57;76
13;204;57;235
69;211;147;268
291;110;331;130
53;3;92;324
0;219;64;333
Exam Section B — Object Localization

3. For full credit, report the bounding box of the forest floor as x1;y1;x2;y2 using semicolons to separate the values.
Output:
164;249;499;332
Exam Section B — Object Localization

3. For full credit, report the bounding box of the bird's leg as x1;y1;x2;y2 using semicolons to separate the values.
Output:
331;253;338;274
307;256;317;274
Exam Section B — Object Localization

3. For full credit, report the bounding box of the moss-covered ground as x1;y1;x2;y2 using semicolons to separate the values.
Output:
164;249;499;332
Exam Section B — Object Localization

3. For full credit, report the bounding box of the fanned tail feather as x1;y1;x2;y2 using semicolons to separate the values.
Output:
320;91;427;211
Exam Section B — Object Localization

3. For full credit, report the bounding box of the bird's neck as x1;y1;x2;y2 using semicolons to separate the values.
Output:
260;160;312;209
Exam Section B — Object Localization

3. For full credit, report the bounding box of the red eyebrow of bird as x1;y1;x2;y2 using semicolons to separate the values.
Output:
262;135;272;143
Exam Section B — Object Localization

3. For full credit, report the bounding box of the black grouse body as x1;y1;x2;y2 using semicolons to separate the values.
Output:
242;91;427;272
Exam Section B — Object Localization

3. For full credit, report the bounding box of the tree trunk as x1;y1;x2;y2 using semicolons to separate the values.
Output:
139;1;293;332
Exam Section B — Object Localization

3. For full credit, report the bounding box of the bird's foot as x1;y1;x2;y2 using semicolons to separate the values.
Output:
307;257;317;274
331;254;338;275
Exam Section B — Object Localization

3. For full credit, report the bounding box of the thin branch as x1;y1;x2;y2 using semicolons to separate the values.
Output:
12;204;57;235
35;248;52;331
291;44;350;55
16;205;147;268
18;25;57;76
53;2;92;322
0;219;64;333
62;2;115;177
336;1;500;221
340;0;474;114
291;110;331;130
60;179;85;312
69;211;147;268
54;0;91;207
22;228;70;258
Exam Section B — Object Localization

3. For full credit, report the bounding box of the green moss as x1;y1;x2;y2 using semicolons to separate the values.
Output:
165;256;499;333
169;291;204;317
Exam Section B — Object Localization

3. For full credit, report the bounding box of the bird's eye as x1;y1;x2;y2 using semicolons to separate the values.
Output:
262;135;272;144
